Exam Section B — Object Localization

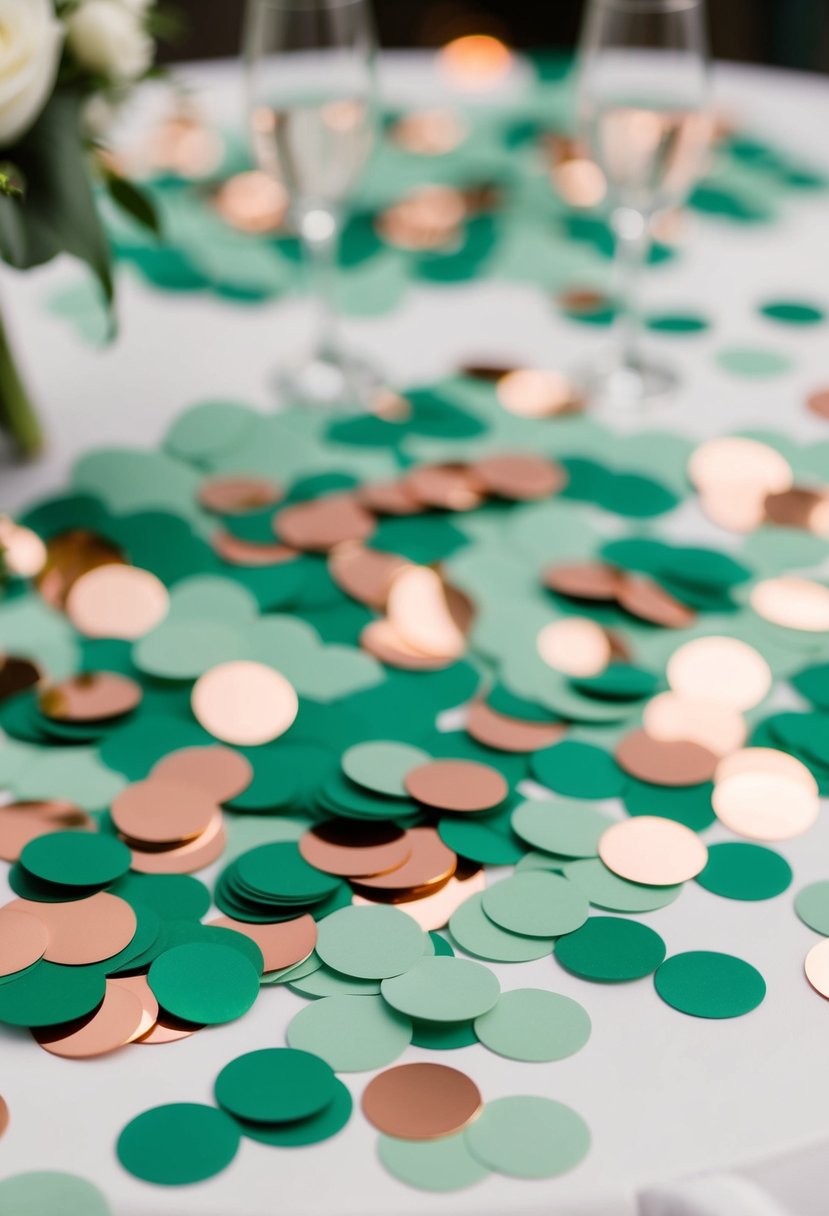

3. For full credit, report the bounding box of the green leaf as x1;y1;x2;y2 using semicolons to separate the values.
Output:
3;89;113;306
104;172;161;238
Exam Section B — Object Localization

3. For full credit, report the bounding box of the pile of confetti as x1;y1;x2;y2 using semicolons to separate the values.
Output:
2;373;829;1199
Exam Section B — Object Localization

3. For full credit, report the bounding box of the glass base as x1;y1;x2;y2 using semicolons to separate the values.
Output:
583;352;679;412
273;347;384;414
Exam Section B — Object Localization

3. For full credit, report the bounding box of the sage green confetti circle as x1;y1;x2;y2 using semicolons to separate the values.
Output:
555;916;666;982
381;955;499;1022
654;951;766;1018
0;961;105;1027
342;741;431;797
760;300;825;326
795;880;829;935
449;891;555;962
696;842;792;901
563;857;682;913
287;966;380;997
165;400;255;463
378;1133;490;1192
239;1078;352;1146
316;905;426;979
149;943;260;1024
474;988;591;1062
215;1047;337;1122
287;994;412;1071
0;1172;112;1216
715;347;793;378
511;798;613;858
117;1103;240;1185
482;872;589;937
531;742;627;799
464;1095;590;1179
20;831;131;888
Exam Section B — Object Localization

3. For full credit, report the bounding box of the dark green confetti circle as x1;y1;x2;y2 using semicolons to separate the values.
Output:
235;842;342;902
117;1103;240;1185
655;951;766;1018
148;943;259;1025
531;741;627;799
238;1078;352;1146
20;832;131;888
110;873;211;921
555;916;666;982
760;300;825;326
215;1047;338;1123
696;843;792;901
0;961;106;1027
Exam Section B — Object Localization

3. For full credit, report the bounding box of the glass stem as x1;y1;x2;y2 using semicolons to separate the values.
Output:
612;206;650;370
299;208;341;361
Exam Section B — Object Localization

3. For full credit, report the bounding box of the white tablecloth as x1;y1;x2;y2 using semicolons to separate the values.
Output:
2;53;829;1216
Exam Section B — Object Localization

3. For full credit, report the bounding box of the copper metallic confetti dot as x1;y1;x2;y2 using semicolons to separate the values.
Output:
806;386;829;422
360;619;454;671
390;108;468;155
355;867;486;930
750;576;829;632
643;693;747;758
712;771;819;841
328;545;408;610
667;636;772;711
0;655;42;702
0;1095;8;1139
191;660;298;746
387;566;468;661
111;779;219;845
38;672;142;722
496;368;582;418
109;975;159;1041
274;495;376;552
128;814;227;875
470;453;566;501
615;730;719;786
361;1063;482;1140
0;518;46;578
134;1012;203;1044
616;575;696;629
542;561;620;601
553;157;607;208
405;760;507;814
0;907;48;977
558;286;613;315
212;170;288;234
0;801;94;863
465;701;567;753
536;618;611;677
33;981;144;1059
715;748;818;794
12;892;136;966
197;474;282;514
299;822;411;878
599;815;708;886
212;531;298;567
66;565;170;640
356;480;424;516
351;827;457;894
404;464;484;512
208;913;317;973
36;529;126;610
376;186;466;251
764;487;829;534
151;746;253;803
804;938;829;999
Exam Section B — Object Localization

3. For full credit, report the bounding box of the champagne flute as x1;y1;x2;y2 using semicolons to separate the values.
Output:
244;0;378;408
577;0;711;408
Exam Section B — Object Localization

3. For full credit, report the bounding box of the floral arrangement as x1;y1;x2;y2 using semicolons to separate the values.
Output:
0;0;166;457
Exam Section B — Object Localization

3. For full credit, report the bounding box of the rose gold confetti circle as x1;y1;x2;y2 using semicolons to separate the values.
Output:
112;779;219;846
391;109;468;155
151;747;253;804
666;636;771;711
615;730;718;786
404;464;484;512
135;1012;203;1045
299;822;411;878
642;693;746;758
542;562;620;601
328;545;408;610
465;701;567;753
376;186;466;251
12;892;137;966
212;531;298;567
353;827;457;893
599;815;708;886
353;867;485;931
496;369;582;418
0;801;93;863
806;386;829;422
700;483;768;533
109;974;159;1041
362;1062;482;1139
274;495;376;552
617;575;695;629
558;286;612;315
39;672;142;722
387;566;467;660
764;487;823;531
128;815;227;875
0;655;42;703
470;453;566;501
360;619;453;671
36;530;126;611
712;772;819;841
0;907;48;976
804;938;829;998
356;480;424;517
209;913;317;973
33;981;144;1059
198;474;282;514
537;617;611;677
213;170;288;234
66;565;170;640
191;660;298;746
0;1094;8;1138
0;518;46;578
688;437;793;496
714;748;818;794
553;158;607;208
750;576;829;632
405;760;507;813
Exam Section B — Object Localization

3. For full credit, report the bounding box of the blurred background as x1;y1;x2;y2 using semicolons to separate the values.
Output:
160;0;829;72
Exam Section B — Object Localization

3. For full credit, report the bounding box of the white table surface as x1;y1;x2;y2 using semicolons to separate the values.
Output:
2;52;829;1216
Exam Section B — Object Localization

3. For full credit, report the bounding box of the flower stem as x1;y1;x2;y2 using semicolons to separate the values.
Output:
0;306;43;459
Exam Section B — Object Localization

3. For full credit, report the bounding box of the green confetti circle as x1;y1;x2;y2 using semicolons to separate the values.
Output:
696;842;792;901
474;988;591;1062
654;950;766;1018
437;818;524;865
410;1019;477;1050
0;1172;112;1216
235;842;343;903
117;1103;240;1186
511;798;613;858
381;955;500;1022
795;880;829;935
215;1047;338;1122
287;994;412;1072
555;916;666;981
287;967;380;998
20;832;131;888
0;961;105;1027
482;872;589;937
715;346;794;378
623;780;715;831
563;857;682;913
315;905;426;979
449;891;555;962
760;300;825;326
531;742;627;799
148;943;259;1025
238;1078;352;1146
378;1132;490;1192
110;873;211;922
464;1095;590;1179
342;741;431;797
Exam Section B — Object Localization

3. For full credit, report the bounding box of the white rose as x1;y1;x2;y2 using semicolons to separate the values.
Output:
68;0;154;85
0;0;63;147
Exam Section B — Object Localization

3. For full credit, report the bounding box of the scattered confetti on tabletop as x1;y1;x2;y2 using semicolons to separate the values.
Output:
6;50;829;1216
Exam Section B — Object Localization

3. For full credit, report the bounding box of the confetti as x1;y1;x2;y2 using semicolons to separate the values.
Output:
655;951;766;1018
362;1062;482;1139
473;988;591;1062
555;916;667;982
464;1096;590;1179
116;1103;240;1185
